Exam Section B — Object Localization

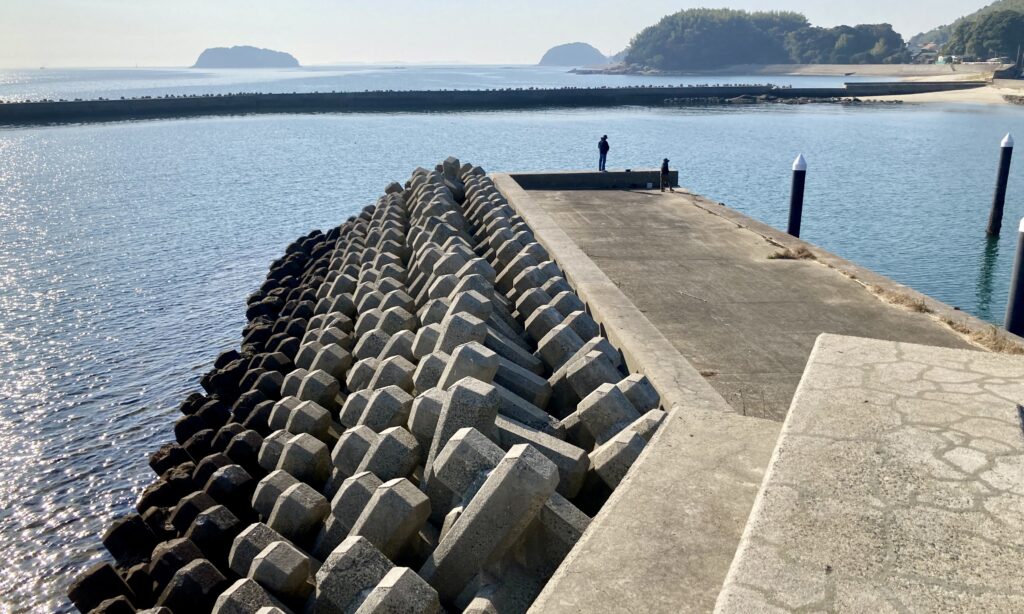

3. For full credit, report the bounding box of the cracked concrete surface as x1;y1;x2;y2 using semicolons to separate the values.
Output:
716;334;1024;613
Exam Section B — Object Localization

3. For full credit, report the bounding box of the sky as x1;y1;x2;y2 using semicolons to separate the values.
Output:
0;0;991;68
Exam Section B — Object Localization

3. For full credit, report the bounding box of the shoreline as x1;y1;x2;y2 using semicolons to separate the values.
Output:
571;63;1000;79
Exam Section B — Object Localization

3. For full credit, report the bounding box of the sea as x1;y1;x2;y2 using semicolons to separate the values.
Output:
2;65;1023;612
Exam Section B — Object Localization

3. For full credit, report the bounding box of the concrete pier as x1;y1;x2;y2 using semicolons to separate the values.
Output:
69;162;1024;614
497;178;975;421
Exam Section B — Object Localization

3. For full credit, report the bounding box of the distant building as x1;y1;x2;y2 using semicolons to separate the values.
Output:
914;50;939;64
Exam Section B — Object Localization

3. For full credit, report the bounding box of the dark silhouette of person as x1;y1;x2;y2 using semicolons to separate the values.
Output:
598;135;610;172
661;158;675;192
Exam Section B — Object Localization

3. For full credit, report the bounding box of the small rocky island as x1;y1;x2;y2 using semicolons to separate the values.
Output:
539;43;609;67
193;46;300;69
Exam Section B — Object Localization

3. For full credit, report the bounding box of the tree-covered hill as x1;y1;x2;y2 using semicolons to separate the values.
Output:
910;0;1024;48
943;10;1024;58
623;9;909;70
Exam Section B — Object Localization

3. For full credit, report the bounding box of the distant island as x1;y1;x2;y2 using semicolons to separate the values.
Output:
539;43;609;67
616;9;908;73
193;46;300;69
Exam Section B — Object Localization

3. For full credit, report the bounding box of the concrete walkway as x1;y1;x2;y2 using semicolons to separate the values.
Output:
524;189;974;421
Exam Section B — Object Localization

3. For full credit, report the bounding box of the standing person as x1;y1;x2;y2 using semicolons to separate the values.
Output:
598;135;610;172
660;158;675;192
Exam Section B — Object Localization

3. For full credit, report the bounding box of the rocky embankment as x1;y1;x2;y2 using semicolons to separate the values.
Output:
665;94;904;106
67;158;665;613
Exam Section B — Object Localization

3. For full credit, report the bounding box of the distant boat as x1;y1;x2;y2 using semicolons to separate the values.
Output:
845;72;855;76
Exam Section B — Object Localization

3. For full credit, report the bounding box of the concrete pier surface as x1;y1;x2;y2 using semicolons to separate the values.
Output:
496;178;977;421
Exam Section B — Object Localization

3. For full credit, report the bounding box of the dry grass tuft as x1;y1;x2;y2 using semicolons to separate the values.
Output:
768;246;816;261
941;317;1024;355
872;286;933;313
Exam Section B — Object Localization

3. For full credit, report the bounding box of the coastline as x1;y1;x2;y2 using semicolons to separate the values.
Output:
572;63;999;79
864;78;1024;107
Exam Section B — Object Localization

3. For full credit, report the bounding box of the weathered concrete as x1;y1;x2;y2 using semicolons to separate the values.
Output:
717;335;1024;612
530;408;779;614
499;179;976;421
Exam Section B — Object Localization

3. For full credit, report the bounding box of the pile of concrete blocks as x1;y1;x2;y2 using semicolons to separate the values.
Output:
68;158;665;614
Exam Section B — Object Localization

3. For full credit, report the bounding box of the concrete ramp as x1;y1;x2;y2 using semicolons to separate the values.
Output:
717;334;1024;612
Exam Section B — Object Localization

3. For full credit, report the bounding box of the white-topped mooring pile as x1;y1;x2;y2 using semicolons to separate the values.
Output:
68;158;665;614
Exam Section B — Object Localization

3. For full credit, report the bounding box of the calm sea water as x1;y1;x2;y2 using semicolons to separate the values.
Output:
1;68;1022;612
0;64;887;102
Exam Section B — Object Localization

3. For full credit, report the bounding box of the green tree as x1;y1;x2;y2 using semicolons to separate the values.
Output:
944;10;1024;59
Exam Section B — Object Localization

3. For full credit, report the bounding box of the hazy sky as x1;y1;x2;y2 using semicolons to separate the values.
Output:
0;0;988;68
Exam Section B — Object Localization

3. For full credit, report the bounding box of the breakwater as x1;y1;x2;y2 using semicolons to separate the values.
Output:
68;158;664;613
0;81;985;126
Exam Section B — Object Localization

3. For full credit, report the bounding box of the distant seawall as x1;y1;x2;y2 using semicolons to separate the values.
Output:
0;81;985;126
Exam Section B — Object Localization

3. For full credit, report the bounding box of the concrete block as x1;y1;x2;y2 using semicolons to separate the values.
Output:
297;369;341;412
407;388;445;452
494;385;561;436
67;562;134;613
346;358;380;392
515;493;591;578
314;471;383;560
541;276;573;297
350;478;431;560
514;288;553;323
170;491;218;535
268;482;330;543
286;400;331;440
354;308;384;337
367;356;416;393
572;382;642;448
156;559;228;612
331;426;379;481
524;305;564;344
252;470;300;521
567;350;622;402
357;426;421;482
268;398;300;433
359;385;414;432
589;430;647;489
378;330;416;363
548;291;585;318
422;378;500;489
494;357;551;409
535;324;585;371
496;415;588;498
378;307;417;337
310;345;353;382
447;291;493;322
229;522;292;578
418;299;451;327
339;389;373;429
616;373;661;412
429;427;505;523
278;433;330;487
204;464;256;519
314;536;394;613
411;325;441;360
412;351;449;394
379;289;415;314
186;504;243;568
296;341;325;371
435;313;487;354
353;567;441;614
437;342;499;391
627;409;667;442
426;274;460;301
251;540;312;599
563;310;600;342
483;328;545;376
281;369;309;398
148;538;203;591
418;445;559;602
439;506;463;542
212;578;287;614
353;329;391;362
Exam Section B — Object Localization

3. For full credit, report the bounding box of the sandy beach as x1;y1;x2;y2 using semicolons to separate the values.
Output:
864;76;1024;106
